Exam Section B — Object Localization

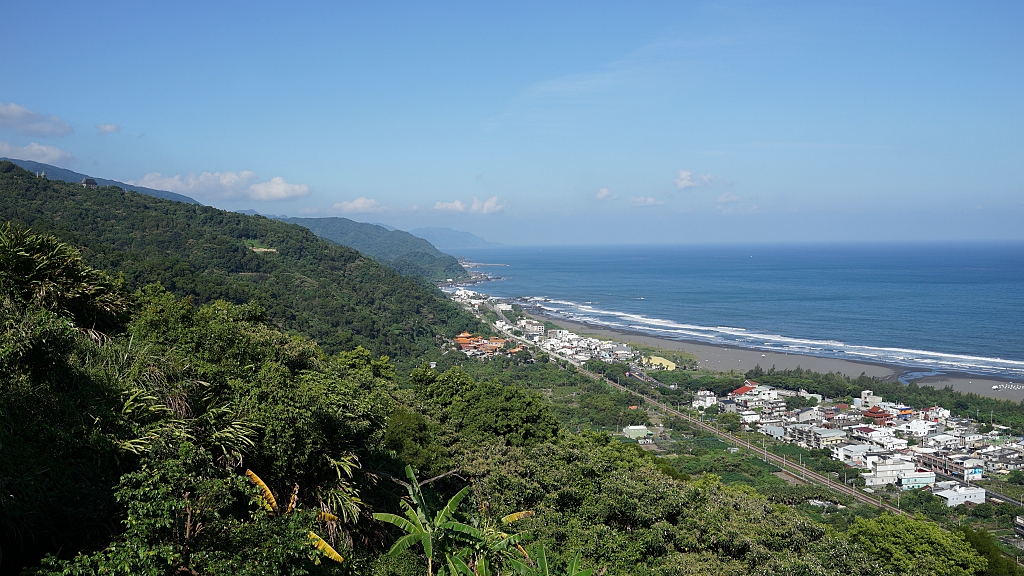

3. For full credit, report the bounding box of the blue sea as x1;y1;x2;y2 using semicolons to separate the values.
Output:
455;243;1024;379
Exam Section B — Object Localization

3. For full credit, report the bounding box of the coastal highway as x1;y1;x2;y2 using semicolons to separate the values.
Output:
476;302;903;514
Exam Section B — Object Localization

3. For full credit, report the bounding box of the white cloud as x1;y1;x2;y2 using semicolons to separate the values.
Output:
129;171;309;201
675;170;696;190
434;200;466;211
332;197;383;213
629;196;663;207
596;187;617;200
715;193;758;215
0;140;74;165
95;123;120;134
471;196;507;214
675;169;717;190
247;176;310;201
0;102;72;137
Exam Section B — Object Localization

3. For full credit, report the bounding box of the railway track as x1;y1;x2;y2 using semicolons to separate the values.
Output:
584;369;904;514
476;309;901;513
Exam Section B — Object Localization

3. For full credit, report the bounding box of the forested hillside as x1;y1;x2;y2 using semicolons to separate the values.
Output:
0;224;1011;576
0;161;478;357
282;217;469;282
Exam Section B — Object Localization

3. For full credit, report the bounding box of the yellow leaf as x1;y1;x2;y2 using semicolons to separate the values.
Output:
501;510;535;524
245;469;278;513
309;531;344;563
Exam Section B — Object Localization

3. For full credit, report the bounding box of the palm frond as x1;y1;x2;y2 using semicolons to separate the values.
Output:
372;512;420;534
445;555;475;576
435;485;472;525
507;558;535;576
567;551;592;576
308;531;344;563
245;469;278;513
386;532;426;556
439;521;483;540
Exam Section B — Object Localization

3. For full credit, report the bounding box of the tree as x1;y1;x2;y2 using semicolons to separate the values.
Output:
719;412;742;433
959;526;1023;576
848;513;987;576
0;223;129;335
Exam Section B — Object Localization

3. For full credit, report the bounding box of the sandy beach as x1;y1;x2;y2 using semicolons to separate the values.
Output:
530;314;1024;402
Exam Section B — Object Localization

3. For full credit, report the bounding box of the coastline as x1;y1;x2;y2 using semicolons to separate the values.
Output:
528;313;1024;402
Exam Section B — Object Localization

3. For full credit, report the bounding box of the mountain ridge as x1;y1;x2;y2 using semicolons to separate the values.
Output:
0;158;201;204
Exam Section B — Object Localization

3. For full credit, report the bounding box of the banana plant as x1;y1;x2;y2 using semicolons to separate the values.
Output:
508;546;592;576
373;465;472;576
245;469;345;564
443;503;535;574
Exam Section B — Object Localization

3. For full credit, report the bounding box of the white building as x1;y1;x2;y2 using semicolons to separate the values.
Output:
623;425;650;440
854;389;883;410
832;443;890;468
692;390;718;410
934;485;986;507
739;410;761;424
896;419;937;437
862;458;916;487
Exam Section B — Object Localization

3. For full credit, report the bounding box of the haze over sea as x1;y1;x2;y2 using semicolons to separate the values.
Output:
458;243;1024;380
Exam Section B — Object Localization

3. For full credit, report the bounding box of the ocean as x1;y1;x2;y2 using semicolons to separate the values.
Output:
455;243;1024;379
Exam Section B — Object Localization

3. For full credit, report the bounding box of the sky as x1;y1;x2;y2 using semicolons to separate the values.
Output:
1;1;1022;245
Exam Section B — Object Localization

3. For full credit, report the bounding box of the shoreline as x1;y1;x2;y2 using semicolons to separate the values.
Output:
527;312;1024;402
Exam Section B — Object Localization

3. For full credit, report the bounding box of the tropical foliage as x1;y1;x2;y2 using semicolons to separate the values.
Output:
1;212;1016;576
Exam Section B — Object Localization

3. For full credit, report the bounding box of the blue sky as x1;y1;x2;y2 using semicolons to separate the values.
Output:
1;1;1022;244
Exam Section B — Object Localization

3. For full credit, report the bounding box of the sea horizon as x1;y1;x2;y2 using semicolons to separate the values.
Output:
453;242;1024;380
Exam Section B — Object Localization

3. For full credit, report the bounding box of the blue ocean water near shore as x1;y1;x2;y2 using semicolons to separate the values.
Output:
456;243;1024;379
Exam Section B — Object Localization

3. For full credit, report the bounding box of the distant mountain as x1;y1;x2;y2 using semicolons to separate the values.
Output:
236;208;288;219
281;217;470;282
410;227;501;251
0;158;201;205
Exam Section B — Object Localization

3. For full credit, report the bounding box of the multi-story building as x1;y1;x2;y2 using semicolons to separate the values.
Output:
862;458;916;487
912;448;984;481
934;485;986;507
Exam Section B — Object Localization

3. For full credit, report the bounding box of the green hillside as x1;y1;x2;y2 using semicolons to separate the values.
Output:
282;217;469;282
0;161;478;357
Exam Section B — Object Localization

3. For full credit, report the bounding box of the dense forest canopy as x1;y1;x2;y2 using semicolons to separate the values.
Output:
0;161;479;358
282;217;470;283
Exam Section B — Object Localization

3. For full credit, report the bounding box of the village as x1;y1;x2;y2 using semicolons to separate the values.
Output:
449;288;640;362
682;380;1024;511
